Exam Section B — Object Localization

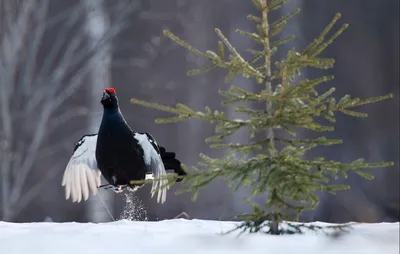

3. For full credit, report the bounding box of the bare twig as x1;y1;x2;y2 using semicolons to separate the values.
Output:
173;212;190;219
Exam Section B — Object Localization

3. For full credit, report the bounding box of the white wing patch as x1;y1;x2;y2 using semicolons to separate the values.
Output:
61;134;101;203
134;133;169;204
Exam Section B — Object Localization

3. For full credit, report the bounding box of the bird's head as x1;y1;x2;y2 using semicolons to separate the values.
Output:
101;87;118;109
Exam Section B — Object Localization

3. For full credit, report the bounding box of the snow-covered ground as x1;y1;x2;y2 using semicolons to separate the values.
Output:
0;219;398;254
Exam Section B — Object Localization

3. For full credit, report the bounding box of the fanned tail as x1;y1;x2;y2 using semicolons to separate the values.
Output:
159;146;186;182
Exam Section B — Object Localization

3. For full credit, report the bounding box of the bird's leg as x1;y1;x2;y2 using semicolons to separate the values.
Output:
98;184;128;193
113;185;128;193
127;186;141;193
98;184;114;190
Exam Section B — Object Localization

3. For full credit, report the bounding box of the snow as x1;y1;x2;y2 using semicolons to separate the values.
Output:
0;219;398;254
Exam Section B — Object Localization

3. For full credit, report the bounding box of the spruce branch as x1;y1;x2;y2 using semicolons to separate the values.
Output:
163;30;211;60
131;0;394;236
270;8;300;37
303;13;347;56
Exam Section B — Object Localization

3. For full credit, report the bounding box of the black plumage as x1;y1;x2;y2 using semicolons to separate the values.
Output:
61;88;185;204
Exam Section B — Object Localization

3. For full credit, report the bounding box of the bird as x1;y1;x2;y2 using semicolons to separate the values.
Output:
61;87;185;204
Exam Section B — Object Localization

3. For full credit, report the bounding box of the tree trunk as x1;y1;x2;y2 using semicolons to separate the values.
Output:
82;0;114;222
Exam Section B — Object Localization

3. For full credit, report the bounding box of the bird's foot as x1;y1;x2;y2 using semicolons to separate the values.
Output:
113;185;127;193
98;184;113;190
98;184;127;193
127;186;141;193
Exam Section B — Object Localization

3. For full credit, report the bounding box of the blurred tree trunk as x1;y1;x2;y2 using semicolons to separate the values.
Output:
224;1;257;219
177;2;219;218
83;0;114;222
0;0;90;221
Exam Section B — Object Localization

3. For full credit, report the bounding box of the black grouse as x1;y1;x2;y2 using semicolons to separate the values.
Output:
61;88;185;204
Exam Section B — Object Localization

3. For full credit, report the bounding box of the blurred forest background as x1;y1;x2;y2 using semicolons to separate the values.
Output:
0;0;398;223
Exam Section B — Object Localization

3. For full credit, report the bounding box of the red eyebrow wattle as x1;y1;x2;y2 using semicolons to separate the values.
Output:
105;88;116;94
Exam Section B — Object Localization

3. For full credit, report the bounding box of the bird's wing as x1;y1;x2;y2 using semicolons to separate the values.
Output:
142;132;161;154
135;132;169;204
61;134;101;203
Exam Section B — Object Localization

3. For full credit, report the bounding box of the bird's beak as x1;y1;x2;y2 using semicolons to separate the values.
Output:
102;91;110;100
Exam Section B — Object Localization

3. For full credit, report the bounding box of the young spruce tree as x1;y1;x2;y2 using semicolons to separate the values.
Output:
131;0;394;234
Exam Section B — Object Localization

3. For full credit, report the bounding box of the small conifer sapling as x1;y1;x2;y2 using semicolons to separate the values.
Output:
131;0;394;235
